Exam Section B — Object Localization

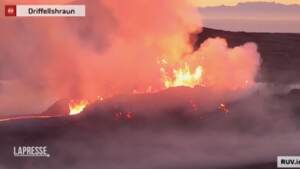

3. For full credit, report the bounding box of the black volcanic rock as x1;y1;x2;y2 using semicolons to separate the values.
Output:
288;89;300;97
196;28;300;84
0;86;299;169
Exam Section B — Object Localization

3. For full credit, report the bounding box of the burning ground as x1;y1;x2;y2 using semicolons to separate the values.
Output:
0;85;300;169
0;0;300;168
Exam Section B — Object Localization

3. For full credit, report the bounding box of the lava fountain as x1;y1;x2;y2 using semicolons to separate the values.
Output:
161;63;203;88
69;100;89;115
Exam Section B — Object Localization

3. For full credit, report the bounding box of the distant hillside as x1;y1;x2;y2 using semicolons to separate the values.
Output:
196;28;300;84
199;2;300;20
198;2;300;33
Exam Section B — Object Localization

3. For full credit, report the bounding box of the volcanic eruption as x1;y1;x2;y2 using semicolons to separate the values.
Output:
2;1;300;169
0;0;261;116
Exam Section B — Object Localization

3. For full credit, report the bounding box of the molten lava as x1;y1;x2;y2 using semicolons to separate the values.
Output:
218;103;229;114
69;100;89;115
162;63;203;88
114;111;134;121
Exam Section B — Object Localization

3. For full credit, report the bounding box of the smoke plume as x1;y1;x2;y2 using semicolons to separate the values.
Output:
0;0;260;114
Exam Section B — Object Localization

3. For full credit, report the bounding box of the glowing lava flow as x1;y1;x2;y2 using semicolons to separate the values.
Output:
69;100;89;115
162;63;203;88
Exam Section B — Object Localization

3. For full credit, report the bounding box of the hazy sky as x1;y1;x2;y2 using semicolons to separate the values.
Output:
189;0;300;7
196;0;300;32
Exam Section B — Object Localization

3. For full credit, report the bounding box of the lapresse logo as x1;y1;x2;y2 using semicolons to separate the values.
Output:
4;5;85;17
13;146;50;157
278;156;300;168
